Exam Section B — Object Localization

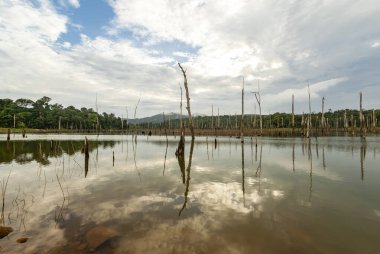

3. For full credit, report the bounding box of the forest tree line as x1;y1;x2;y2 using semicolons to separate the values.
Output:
0;97;122;130
0;96;379;130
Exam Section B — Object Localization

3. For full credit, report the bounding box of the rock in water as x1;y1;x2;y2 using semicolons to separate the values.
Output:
16;237;29;243
85;226;119;250
0;226;13;239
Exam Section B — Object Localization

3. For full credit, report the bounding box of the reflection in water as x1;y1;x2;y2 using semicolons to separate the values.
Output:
0;135;379;253
308;139;313;203
206;136;210;160
84;154;89;178
179;139;195;216
54;174;68;225
177;149;186;185
0;140;118;165
163;134;169;176
132;136;141;181
241;142;245;206
292;142;295;172
360;142;366;181
255;142;263;193
315;137;319;159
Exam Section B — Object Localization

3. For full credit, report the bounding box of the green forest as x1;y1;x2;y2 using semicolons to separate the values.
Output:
0;97;122;130
0;96;378;130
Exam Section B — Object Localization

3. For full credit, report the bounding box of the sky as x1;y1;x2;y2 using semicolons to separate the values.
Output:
0;0;380;118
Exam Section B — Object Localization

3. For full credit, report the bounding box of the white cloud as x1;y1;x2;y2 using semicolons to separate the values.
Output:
1;0;380;117
372;42;380;48
68;0;80;8
104;0;380;114
0;0;182;115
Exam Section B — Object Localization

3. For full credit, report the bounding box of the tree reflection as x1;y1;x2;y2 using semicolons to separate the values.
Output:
241;142;245;206
179;138;195;216
255;142;263;193
360;142;366;181
292;142;295;172
84;154;89;178
0;140;118;165
308;139;313;202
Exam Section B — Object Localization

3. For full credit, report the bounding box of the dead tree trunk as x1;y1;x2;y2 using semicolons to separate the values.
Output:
252;82;262;136
211;104;214;130
306;82;312;138
372;109;376;131
240;77;244;143
178;63;194;139
344;110;348;130
179;85;183;136
292;94;295;134
253;104;257;129
321;97;325;135
359;92;366;140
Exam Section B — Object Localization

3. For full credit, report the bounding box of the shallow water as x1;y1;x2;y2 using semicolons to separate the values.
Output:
0;134;379;254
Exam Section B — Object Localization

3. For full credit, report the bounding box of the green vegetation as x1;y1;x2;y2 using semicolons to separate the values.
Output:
0;97;122;130
0;96;378;131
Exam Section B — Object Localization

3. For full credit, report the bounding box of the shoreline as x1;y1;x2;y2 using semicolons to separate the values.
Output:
1;127;379;137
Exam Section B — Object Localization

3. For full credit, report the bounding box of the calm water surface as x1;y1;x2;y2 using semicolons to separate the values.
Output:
0;134;379;254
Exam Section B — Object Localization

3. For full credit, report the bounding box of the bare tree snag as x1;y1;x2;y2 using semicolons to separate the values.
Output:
307;81;312;138
252;81;262;136
359;92;366;140
178;63;194;139
240;77;244;143
292;94;295;134
373;109;376;130
179;84;184;135
211;104;214;129
320;96;325;135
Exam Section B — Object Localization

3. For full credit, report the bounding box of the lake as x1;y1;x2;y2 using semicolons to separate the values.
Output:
0;134;379;253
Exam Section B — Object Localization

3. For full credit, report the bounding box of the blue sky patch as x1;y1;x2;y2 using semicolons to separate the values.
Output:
56;0;114;45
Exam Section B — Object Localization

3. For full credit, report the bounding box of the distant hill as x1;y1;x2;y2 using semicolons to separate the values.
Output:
127;112;188;124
